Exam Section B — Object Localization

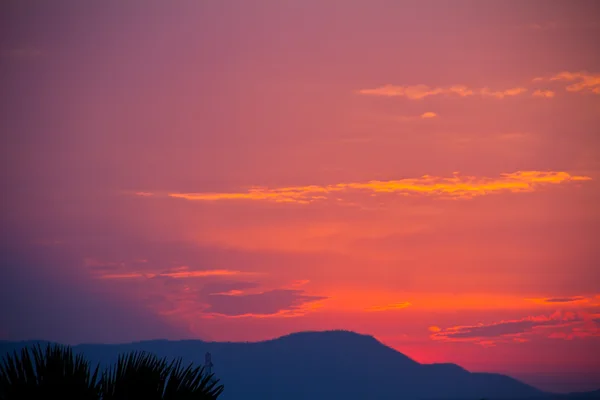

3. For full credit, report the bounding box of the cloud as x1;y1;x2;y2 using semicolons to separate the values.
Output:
480;87;528;98
535;72;600;95
357;84;473;99
359;72;600;101
0;241;193;343
204;289;327;317
366;302;411;311
528;296;590;305
96;266;253;280
532;89;555;98
290;279;311;287
357;84;526;100
199;281;259;296
383;112;439;122
134;170;591;204
79;241;330;322
431;311;600;345
544;297;585;303
436;319;555;339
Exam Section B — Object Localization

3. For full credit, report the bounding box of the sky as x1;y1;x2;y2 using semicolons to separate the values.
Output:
1;0;599;393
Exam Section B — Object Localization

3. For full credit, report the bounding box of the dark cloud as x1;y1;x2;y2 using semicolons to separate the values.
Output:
441;319;558;339
542;296;585;303
199;281;259;296
431;312;600;344
0;241;194;344
205;289;327;316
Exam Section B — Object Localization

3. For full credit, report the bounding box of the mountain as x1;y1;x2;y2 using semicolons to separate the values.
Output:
0;330;597;400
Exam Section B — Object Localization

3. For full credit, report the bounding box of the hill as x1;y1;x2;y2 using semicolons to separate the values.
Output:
1;330;597;400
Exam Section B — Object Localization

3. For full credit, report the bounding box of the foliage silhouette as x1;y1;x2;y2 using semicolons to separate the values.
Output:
0;344;223;400
102;351;224;400
0;343;101;400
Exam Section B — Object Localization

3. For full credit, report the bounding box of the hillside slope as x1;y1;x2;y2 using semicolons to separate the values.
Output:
0;330;581;400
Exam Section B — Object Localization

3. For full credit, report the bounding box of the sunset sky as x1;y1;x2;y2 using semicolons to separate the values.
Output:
1;0;599;393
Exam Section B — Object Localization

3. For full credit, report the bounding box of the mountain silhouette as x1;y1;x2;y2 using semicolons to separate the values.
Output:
1;330;598;399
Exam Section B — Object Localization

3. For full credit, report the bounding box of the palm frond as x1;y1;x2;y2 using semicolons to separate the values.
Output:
1;345;224;400
164;359;224;399
0;343;100;400
102;352;223;400
101;351;171;400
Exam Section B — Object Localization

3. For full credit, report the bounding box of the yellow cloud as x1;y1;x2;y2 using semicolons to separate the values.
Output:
420;112;437;119
147;170;591;204
357;84;473;99
357;84;527;99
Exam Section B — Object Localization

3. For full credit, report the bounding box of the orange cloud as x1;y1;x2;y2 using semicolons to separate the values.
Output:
480;87;527;98
357;84;527;99
532;89;555;98
386;112;439;122
536;71;600;94
137;170;591;204
357;84;473;99
366;302;412;312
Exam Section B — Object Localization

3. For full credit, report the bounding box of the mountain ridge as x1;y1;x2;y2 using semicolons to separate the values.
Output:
1;330;598;400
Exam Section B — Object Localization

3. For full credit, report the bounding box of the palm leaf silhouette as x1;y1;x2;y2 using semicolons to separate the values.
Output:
1;345;223;399
0;343;100;400
101;351;223;400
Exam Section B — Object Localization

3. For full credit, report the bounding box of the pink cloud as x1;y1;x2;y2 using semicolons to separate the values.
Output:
431;311;600;346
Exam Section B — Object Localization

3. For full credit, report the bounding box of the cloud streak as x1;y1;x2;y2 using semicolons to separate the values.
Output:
135;171;591;204
357;84;527;100
360;72;600;101
528;296;590;305
204;289;327;317
366;302;412;311
431;311;600;346
97;267;252;280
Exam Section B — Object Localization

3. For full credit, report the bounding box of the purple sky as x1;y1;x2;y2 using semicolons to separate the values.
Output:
1;0;599;393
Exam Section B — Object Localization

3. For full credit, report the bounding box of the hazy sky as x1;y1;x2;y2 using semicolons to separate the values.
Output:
1;0;599;393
